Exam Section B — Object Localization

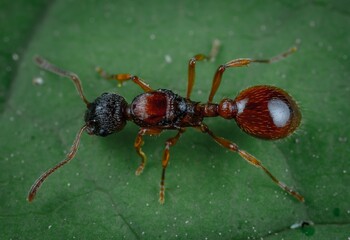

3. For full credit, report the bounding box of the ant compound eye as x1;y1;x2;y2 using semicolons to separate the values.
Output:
85;93;127;136
233;85;301;139
85;120;97;135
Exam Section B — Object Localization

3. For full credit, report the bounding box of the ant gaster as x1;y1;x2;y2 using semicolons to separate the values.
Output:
28;41;304;204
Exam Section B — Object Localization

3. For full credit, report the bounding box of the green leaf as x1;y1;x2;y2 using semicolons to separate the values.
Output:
1;0;349;239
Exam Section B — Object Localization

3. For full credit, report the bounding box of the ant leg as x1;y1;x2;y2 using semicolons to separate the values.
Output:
96;67;153;92
208;46;297;103
187;54;207;99
197;123;304;202
187;39;221;99
134;128;163;175
159;128;185;204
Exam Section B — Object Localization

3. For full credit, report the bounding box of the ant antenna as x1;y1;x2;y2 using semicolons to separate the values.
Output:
27;125;87;202
34;56;90;106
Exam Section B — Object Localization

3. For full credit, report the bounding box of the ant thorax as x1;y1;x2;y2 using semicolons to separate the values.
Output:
129;89;203;129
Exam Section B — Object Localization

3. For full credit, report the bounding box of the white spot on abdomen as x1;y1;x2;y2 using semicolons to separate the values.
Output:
268;99;290;127
236;98;248;114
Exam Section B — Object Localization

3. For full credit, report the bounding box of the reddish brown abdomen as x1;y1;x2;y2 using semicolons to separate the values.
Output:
234;85;301;139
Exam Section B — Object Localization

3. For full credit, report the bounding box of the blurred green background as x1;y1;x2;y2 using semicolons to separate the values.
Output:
1;0;349;239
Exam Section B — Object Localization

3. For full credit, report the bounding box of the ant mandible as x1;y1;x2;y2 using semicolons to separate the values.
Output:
28;40;304;204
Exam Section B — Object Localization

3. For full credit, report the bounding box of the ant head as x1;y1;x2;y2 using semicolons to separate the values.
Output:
30;57;131;202
85;93;128;136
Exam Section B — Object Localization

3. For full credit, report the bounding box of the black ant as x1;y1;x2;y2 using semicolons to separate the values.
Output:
28;41;304;204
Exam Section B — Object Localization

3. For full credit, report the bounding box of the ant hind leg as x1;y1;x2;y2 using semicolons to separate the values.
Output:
208;46;297;103
197;123;304;202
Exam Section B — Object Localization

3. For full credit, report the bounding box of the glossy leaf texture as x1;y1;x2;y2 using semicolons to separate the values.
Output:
1;0;349;239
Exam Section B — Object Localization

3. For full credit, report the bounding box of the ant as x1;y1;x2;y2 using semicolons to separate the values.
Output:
28;41;304;204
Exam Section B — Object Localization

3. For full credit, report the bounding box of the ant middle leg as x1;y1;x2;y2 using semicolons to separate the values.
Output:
197;123;305;202
207;46;297;103
159;128;185;204
187;54;208;99
134;128;163;175
186;39;221;99
96;67;153;92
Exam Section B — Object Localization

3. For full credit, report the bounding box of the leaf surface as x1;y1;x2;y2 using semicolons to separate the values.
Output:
1;1;349;239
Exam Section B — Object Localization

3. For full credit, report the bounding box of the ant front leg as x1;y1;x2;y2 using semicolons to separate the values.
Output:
134;128;163;175
186;39;221;99
197;123;305;202
208;46;297;103
96;67;153;92
159;128;185;204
